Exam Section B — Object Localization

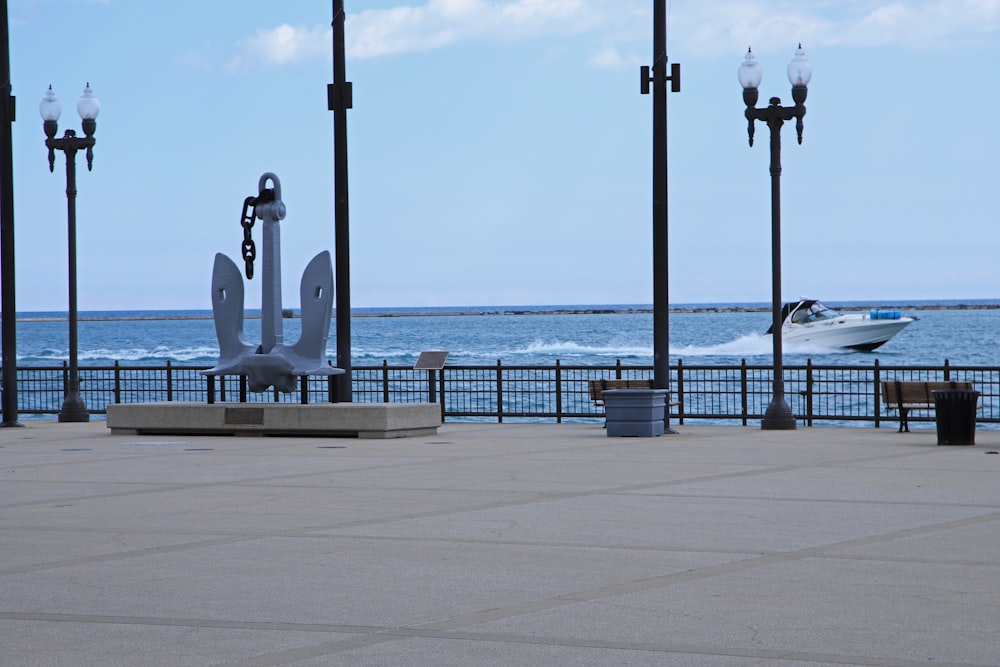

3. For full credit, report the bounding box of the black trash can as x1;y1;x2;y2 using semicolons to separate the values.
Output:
932;389;979;446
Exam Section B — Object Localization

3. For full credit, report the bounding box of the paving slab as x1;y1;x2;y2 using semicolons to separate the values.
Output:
1;420;998;666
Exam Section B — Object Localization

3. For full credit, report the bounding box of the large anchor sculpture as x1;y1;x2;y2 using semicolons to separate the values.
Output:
203;172;343;392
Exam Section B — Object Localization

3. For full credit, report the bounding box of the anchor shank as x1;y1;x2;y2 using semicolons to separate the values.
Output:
257;173;285;353
261;214;282;352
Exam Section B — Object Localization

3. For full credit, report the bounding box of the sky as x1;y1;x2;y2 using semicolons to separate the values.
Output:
5;0;1000;311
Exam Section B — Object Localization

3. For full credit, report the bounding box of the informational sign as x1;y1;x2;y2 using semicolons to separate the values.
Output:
414;351;449;370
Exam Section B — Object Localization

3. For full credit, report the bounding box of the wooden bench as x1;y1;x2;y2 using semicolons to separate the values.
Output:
880;380;976;432
589;378;655;406
588;378;680;417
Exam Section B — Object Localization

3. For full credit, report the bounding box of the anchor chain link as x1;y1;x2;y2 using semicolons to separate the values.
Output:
240;196;256;280
239;189;275;280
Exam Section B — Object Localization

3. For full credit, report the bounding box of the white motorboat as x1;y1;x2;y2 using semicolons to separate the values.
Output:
765;299;915;351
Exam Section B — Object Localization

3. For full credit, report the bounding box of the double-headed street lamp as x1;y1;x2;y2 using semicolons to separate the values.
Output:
39;83;99;422
738;45;812;430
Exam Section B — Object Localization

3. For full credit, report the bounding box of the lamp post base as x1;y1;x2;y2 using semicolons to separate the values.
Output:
58;400;89;422
761;397;796;430
58;381;89;422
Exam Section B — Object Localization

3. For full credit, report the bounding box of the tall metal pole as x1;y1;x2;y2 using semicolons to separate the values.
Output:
59;143;87;421
329;0;352;401
0;0;20;426
642;0;679;432
762;107;794;429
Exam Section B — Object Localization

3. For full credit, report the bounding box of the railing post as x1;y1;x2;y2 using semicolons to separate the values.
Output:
219;375;227;403
239;376;247;403
804;359;813;427
873;359;880;428
113;360;121;404
166;360;173;402
62;360;68;402
382;360;389;403
740;358;748;426
207;375;215;405
438;367;447;422
615;358;622;380
943;358;950;382
300;375;309;404
676;359;684;425
327;373;336;403
496;359;504;423
555;359;562;424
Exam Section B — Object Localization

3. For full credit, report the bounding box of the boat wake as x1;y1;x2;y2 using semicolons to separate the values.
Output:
518;340;650;360
672;333;854;358
502;336;855;363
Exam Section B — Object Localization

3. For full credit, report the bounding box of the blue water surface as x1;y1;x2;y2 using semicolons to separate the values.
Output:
12;300;1000;368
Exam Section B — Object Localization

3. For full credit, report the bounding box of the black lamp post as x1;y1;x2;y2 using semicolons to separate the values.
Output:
39;83;99;422
738;45;811;430
641;0;680;433
329;0;353;402
0;0;20;427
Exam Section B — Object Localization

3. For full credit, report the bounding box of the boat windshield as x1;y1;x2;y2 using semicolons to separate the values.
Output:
791;301;841;324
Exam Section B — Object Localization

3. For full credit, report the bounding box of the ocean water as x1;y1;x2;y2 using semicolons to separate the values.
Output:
12;300;1000;368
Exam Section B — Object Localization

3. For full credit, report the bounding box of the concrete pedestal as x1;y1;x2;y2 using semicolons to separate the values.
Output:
106;402;441;439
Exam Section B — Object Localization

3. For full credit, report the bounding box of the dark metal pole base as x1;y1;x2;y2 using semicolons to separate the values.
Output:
761;397;796;430
58;392;90;422
1;421;24;427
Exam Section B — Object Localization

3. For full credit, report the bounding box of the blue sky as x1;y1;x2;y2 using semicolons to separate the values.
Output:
6;0;1000;311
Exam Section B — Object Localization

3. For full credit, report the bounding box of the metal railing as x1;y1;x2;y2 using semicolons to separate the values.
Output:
5;358;999;428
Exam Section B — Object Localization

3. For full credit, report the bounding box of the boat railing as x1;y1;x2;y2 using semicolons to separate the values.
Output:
4;358;998;428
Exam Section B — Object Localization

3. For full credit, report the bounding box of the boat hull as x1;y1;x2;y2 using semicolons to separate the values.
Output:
781;316;913;351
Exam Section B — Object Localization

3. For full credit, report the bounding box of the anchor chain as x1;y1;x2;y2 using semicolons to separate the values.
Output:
239;189;274;280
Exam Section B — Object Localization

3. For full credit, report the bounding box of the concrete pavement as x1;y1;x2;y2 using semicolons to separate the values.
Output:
2;420;999;666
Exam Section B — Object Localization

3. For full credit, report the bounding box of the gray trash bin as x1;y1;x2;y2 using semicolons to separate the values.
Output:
603;389;669;437
932;389;979;446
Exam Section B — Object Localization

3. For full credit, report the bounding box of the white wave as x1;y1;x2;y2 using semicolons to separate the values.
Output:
671;334;771;357
672;333;853;358
77;346;220;362
518;340;650;359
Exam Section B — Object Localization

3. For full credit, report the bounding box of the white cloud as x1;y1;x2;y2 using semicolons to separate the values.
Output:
347;0;600;58
228;0;614;68
675;0;1000;56
229;24;330;70
588;46;624;68
227;0;1000;70
841;0;1000;46
588;46;643;69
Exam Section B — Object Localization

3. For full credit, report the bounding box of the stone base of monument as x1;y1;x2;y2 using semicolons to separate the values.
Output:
106;402;441;439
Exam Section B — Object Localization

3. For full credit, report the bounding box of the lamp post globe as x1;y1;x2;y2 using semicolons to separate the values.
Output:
39;85;61;122
76;83;99;120
738;47;763;89
787;43;812;88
